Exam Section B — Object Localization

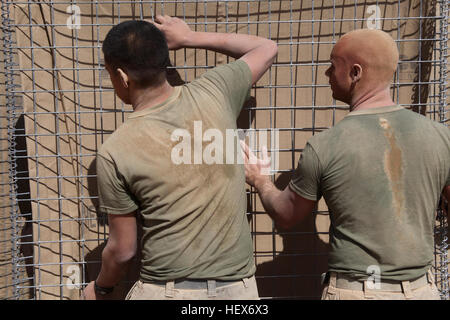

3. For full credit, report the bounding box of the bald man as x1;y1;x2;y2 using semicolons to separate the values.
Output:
242;29;450;300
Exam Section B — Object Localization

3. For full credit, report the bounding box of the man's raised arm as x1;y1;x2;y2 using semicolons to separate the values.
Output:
149;15;278;85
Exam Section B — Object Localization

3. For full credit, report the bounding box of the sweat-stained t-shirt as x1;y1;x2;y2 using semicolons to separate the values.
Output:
289;105;450;281
96;60;256;281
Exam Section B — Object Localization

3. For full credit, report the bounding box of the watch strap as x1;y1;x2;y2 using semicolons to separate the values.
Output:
94;280;114;295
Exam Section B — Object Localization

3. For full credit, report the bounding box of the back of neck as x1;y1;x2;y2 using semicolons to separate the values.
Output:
350;86;395;112
132;81;174;112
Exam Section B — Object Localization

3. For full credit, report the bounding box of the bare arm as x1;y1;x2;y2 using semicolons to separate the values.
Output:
443;185;450;202
241;142;316;229
255;178;317;229
83;212;137;299
149;15;278;85
443;185;450;217
96;212;137;286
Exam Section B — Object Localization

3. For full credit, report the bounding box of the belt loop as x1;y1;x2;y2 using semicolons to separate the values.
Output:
320;272;328;286
327;272;337;295
207;280;217;298
165;280;175;298
401;280;413;299
242;277;250;288
363;280;375;299
426;270;434;285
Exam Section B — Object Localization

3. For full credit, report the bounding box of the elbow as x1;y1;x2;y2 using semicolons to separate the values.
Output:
113;247;137;265
116;243;137;263
272;210;296;230
273;206;301;230
104;241;137;264
276;218;295;231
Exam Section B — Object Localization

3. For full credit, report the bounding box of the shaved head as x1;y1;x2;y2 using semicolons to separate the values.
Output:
333;29;399;85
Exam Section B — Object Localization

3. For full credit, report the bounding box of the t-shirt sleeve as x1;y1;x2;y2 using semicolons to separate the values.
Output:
288;142;323;201
197;59;252;119
96;152;139;215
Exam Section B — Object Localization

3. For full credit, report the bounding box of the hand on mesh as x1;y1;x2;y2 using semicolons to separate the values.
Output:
240;140;272;187
146;15;193;50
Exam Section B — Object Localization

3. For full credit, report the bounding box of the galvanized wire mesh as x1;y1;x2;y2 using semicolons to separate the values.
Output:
0;0;449;300
1;0;31;300
434;0;449;300
0;5;14;299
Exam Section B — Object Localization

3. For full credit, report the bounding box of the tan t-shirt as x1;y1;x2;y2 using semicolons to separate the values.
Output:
290;105;450;281
96;60;256;281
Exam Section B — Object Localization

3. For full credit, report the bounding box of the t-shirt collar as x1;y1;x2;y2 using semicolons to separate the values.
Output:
345;105;403;117
128;86;182;119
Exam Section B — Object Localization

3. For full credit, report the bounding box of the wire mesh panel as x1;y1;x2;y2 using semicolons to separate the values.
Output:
434;0;449;300
0;0;448;300
0;10;14;299
1;0;32;299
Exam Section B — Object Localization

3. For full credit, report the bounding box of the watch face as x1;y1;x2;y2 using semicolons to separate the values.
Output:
97;289;109;295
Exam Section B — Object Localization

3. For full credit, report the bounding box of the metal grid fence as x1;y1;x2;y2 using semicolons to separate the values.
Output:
1;0;449;300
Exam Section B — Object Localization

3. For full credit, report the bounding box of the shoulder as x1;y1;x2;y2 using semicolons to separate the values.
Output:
399;107;445;127
421;114;450;136
306;122;346;150
307;129;332;145
399;108;450;139
305;116;363;164
98;120;136;159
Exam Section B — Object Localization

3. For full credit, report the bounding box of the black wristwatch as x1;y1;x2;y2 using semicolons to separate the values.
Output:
94;280;114;296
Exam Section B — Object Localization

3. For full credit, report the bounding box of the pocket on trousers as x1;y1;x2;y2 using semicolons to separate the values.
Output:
125;281;141;300
428;283;442;300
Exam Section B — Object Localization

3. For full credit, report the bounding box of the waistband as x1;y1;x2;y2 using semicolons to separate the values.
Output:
325;270;432;293
144;277;250;290
142;276;254;298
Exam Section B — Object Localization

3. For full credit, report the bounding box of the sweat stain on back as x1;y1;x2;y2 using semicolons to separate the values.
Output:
379;118;405;219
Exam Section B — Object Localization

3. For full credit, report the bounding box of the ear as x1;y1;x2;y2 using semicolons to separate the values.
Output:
117;68;129;88
350;64;362;83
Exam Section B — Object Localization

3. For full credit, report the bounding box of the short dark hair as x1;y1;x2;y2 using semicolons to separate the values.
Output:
102;20;169;88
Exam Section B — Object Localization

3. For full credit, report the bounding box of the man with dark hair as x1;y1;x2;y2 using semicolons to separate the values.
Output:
102;20;169;88
82;16;277;300
241;29;450;300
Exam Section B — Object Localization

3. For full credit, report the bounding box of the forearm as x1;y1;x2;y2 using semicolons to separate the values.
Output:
183;31;273;60
95;244;134;288
443;186;450;218
152;16;277;84
254;177;294;229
